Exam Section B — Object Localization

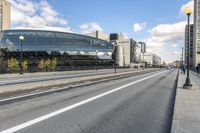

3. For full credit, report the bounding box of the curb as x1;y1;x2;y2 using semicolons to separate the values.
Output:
170;70;179;133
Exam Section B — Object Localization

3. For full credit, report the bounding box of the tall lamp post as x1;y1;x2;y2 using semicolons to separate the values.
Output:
114;43;117;74
96;50;98;71
183;7;193;89
19;36;24;74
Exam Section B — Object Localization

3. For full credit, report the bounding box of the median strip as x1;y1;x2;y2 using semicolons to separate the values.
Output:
0;69;161;105
0;69;161;97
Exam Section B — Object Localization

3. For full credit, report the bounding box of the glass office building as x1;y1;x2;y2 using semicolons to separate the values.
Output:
0;29;113;58
0;30;113;72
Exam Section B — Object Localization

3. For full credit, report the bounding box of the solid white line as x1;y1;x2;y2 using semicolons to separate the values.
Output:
0;71;166;133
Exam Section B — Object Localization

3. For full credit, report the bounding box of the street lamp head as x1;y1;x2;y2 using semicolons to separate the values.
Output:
19;36;24;40
183;7;192;15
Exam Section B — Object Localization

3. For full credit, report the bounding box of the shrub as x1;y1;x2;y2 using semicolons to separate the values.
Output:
45;59;51;71
38;59;45;71
22;60;29;72
50;58;57;71
38;58;58;72
7;58;19;73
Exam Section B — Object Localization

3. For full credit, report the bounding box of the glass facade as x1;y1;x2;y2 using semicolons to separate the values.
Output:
0;30;113;60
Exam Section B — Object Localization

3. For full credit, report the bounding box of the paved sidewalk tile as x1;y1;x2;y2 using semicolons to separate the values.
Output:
171;71;200;133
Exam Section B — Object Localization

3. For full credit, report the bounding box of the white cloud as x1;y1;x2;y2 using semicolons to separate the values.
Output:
133;23;146;32
79;22;103;34
38;1;67;25
144;21;186;63
148;21;186;44
145;21;186;48
12;26;73;33
9;0;71;32
171;51;180;55
9;0;36;15
172;44;178;48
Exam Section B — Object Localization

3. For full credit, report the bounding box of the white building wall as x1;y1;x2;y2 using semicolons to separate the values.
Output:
143;53;161;66
194;0;200;66
0;0;10;31
85;31;109;41
116;45;124;67
116;39;142;67
143;53;153;66
117;40;130;66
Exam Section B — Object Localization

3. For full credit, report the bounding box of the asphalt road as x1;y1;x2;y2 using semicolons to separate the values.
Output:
0;69;177;133
0;68;138;86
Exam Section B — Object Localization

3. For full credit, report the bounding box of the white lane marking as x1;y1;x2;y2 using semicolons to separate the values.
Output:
0;71;166;133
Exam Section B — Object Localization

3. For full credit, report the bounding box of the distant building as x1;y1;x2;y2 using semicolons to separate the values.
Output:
117;39;141;66
85;31;109;41
194;0;200;66
114;39;142;67
185;24;194;67
174;61;182;68
110;33;144;67
138;42;147;67
143;53;161;67
110;33;128;42
138;42;146;53
0;0;10;31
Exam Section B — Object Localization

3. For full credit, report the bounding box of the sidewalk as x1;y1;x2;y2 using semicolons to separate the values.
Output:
171;71;200;133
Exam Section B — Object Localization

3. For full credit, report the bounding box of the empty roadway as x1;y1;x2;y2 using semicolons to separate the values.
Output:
0;69;177;133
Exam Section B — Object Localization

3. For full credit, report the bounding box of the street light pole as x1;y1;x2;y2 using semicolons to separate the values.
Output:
183;7;193;89
112;43;117;74
96;50;98;71
19;36;24;75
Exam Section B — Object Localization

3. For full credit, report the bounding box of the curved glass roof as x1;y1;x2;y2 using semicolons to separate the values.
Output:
0;30;113;54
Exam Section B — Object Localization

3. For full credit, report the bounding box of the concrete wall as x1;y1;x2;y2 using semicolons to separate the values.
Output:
117;40;130;66
0;0;10;31
143;53;161;67
115;45;124;67
194;0;200;66
116;39;142;67
85;31;109;41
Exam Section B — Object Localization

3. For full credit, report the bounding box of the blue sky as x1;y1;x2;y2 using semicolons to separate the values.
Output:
48;0;188;37
49;0;188;34
9;0;193;63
